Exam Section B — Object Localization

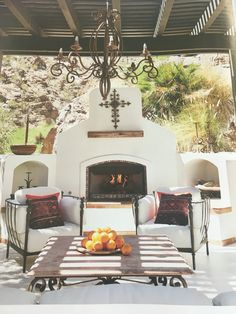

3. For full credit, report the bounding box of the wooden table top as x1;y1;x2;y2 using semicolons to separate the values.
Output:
28;235;193;278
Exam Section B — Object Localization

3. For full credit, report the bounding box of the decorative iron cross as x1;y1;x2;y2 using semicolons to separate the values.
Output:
99;89;131;129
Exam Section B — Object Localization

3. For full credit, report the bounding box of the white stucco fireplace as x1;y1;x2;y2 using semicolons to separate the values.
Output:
55;87;182;198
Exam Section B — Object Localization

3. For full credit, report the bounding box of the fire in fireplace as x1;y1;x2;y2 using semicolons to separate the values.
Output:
87;161;147;202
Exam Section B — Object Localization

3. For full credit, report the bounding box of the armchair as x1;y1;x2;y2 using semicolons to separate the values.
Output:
4;186;84;272
133;187;210;270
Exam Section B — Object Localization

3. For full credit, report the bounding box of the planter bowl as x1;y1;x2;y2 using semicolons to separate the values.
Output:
10;144;37;155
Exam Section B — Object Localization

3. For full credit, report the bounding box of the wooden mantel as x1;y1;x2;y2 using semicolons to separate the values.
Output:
87;131;144;138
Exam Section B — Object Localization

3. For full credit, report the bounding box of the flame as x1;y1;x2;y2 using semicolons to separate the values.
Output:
117;174;122;184
110;175;115;185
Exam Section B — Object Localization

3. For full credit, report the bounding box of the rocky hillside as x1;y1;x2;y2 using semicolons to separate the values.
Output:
0;55;102;152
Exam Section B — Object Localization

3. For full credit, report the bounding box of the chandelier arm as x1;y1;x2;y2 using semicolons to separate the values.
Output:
50;62;74;77
66;70;79;83
69;52;93;71
89;22;105;66
114;24;123;66
108;50;120;68
51;58;103;82
123;58;159;80
114;67;139;84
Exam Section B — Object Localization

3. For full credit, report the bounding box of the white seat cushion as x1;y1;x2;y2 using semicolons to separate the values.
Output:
212;291;236;306
19;222;80;252
40;284;211;305
0;286;36;305
137;221;202;251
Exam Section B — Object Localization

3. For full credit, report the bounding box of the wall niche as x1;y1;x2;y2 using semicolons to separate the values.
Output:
12;161;48;193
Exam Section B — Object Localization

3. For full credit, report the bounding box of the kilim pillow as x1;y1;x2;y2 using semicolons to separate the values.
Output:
154;193;192;226
28;196;64;229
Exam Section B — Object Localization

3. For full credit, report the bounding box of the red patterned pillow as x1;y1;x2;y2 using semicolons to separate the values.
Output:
28;196;64;229
154;193;192;226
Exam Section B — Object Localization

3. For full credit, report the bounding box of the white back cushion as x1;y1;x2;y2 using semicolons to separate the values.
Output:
59;197;82;225
15;186;61;204
138;195;156;224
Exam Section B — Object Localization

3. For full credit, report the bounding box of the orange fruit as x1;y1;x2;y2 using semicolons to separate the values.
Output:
100;232;109;243
103;227;111;233
121;243;132;256
85;240;94;251
81;237;89;248
108;230;117;241
87;231;94;240
93;241;103;251
92;232;101;242
106;239;116;251
115;236;125;249
95;227;103;233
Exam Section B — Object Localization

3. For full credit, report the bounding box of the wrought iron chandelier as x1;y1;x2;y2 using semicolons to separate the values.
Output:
50;1;158;100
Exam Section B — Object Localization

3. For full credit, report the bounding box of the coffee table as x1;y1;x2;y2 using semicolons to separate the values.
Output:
27;235;193;291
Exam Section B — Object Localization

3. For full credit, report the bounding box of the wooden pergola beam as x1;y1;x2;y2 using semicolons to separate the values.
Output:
2;0;45;36
57;0;81;36
0;28;8;37
0;34;231;56
153;0;175;37
192;0;227;35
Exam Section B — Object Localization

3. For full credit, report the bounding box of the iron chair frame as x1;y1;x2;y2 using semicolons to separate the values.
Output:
133;194;210;270
5;194;84;273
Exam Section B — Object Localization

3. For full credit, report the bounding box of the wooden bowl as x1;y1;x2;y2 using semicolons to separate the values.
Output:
10;144;37;155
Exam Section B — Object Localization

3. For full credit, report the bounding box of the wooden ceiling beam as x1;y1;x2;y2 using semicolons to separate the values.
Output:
0;34;231;55
57;0;81;36
153;0;175;37
2;0;45;36
0;28;8;36
191;0;227;35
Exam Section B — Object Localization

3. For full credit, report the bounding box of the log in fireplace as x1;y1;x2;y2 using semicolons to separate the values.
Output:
87;161;147;202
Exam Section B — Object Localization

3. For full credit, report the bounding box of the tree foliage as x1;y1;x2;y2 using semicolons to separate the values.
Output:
139;58;234;152
0;108;15;154
142;62;206;123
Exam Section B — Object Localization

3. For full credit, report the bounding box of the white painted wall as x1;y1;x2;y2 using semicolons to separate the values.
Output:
181;152;236;242
55;87;181;196
0;154;56;206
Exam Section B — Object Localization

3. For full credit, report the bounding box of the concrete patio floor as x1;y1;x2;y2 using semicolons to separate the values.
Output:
0;241;236;300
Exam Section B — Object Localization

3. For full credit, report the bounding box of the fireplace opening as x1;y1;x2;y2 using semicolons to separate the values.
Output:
87;161;147;202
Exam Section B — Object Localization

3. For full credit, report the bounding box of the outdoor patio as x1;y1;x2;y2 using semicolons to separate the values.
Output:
0;0;236;313
1;239;236;300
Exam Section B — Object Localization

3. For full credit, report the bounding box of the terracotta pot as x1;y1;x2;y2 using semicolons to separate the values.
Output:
10;144;37;155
